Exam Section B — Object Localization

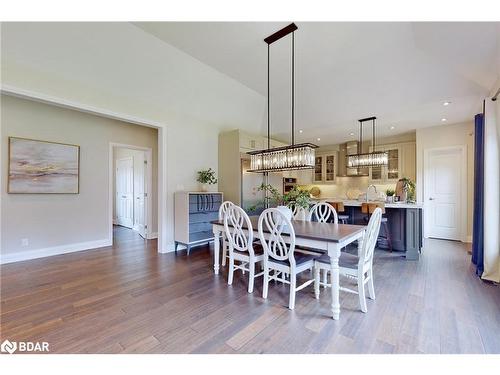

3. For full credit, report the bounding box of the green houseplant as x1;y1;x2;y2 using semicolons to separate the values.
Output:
196;168;217;192
400;177;416;202
386;188;395;203
249;184;311;214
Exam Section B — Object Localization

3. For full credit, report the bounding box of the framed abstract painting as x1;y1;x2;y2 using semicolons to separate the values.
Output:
8;137;80;194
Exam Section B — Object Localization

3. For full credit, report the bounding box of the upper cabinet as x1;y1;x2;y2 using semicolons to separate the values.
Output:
313;152;336;184
369;141;415;183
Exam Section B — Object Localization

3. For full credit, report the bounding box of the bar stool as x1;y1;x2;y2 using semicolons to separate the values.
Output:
327;201;350;224
361;202;392;252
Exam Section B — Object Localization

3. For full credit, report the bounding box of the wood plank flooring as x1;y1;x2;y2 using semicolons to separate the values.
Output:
1;226;499;354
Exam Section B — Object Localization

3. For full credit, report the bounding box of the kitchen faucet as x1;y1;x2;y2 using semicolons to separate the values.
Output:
366;184;377;202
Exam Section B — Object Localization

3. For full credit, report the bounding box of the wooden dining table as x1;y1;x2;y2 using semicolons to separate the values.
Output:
211;217;366;320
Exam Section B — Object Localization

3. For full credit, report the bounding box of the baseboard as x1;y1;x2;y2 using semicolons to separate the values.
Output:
0;238;112;264
465;235;472;243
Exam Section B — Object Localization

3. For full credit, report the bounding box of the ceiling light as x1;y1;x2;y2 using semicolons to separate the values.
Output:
441;118;447;122
299;129;303;133
349;132;354;136
390;126;395;130
317;138;321;141
248;23;318;173
443;101;451;106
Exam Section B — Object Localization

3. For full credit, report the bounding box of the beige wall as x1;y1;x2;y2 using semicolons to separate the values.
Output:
416;121;475;240
1;95;158;258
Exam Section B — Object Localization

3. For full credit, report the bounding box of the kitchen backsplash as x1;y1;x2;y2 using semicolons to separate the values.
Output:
300;176;396;199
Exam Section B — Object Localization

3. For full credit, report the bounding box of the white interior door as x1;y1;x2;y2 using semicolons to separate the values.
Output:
133;152;147;238
116;157;134;228
425;147;463;240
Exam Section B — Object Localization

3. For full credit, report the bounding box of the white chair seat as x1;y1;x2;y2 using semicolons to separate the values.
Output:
316;252;359;269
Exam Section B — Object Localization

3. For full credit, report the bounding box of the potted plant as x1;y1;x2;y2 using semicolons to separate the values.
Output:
400;177;416;203
196;168;217;192
386;188;395;203
249;184;311;220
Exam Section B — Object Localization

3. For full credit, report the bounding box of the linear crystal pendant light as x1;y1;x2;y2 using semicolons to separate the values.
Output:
347;116;388;168
248;23;318;173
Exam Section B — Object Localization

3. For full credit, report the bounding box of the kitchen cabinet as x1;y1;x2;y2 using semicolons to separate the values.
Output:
369;141;415;183
313;152;336;184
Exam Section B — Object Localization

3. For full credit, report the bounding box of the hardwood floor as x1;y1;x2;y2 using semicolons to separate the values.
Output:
1;226;499;354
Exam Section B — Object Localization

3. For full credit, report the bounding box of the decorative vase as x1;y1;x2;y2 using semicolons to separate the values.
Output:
200;183;209;192
276;205;293;220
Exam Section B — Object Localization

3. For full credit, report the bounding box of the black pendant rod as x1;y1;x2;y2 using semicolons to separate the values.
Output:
267;43;270;149
291;31;295;146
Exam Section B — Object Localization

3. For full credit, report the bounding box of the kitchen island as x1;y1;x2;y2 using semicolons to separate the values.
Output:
313;199;423;260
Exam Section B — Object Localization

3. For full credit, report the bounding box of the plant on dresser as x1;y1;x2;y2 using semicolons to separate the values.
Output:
174;192;223;255
196;168;218;192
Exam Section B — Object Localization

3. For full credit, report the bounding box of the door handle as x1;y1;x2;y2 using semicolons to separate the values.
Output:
122;195;127;199
429;197;434;200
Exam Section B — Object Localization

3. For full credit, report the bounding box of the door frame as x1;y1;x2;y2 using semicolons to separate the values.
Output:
423;145;467;242
109;143;154;241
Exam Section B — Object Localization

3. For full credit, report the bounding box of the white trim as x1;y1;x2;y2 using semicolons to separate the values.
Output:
110;144;154;244
423;145;467;242
0;239;112;264
1;84;168;254
466;235;473;243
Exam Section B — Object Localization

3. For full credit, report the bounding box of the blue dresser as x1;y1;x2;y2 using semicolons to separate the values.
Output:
174;192;223;254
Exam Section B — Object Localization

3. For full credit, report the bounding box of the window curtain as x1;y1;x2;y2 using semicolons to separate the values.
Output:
481;99;500;283
472;113;485;276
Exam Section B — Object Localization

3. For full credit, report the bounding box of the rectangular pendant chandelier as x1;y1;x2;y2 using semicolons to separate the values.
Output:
347;151;388;168
248;143;318;172
247;23;318;173
347;116;389;168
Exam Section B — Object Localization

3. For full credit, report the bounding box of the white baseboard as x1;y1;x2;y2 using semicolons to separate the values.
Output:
0;238;112;264
465;235;473;243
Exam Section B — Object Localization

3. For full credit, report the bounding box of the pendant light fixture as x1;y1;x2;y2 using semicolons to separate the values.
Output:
248;23;318;173
347;116;388;168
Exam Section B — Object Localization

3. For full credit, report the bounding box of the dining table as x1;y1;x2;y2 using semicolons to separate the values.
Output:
211;217;366;320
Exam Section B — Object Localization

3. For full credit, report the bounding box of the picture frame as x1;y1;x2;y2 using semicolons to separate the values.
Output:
8;137;80;194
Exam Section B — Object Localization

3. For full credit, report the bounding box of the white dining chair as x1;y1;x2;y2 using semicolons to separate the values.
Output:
258;208;318;310
300;202;339;285
313;207;382;313
308;201;338;223
224;205;264;294
218;201;234;267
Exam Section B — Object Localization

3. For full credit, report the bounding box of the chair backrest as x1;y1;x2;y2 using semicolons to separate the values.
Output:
360;207;382;264
218;201;234;221
224;205;255;255
288;204;308;221
258;208;297;267
308;202;338;223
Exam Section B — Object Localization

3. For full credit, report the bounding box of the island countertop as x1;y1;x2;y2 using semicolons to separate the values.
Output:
311;198;423;209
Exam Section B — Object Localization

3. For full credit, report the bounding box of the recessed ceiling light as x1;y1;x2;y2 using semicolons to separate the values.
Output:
349;132;354;136
390;126;395;130
441;118;447;122
443;101;451;106
299;129;303;133
317;138;321;141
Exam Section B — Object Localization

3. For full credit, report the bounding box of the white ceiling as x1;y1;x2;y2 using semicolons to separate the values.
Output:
134;22;499;145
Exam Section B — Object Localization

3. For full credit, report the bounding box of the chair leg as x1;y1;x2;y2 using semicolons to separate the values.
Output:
358;275;367;313
221;239;227;267
322;269;327;288
228;256;234;286
262;266;269;299
248;262;255;294
385;222;393;252
367;268;376;300
314;265;320;299
289;273;296;310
